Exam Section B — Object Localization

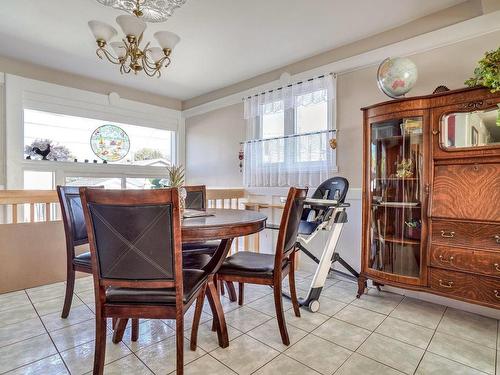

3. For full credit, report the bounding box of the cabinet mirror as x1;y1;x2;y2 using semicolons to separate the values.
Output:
440;105;500;149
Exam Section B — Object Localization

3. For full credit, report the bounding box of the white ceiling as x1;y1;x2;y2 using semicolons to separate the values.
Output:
0;0;466;101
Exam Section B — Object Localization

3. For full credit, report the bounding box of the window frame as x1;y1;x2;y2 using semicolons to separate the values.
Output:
5;75;183;189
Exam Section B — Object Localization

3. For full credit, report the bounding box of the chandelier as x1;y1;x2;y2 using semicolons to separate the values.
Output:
88;0;184;77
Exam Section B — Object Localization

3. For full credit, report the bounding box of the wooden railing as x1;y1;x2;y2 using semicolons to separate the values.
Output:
0;188;248;224
207;188;247;210
0;190;59;224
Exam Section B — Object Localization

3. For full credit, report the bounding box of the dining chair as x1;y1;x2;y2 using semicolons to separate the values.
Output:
182;185;237;301
182;185;220;257
216;187;308;345
80;187;208;375
58;185;139;339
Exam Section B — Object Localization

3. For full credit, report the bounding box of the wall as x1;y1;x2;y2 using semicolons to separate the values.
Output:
185;103;245;187
185;30;500;189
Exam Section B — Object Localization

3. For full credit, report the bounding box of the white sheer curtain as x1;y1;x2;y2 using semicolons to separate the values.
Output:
243;75;334;120
242;74;337;187
244;130;336;187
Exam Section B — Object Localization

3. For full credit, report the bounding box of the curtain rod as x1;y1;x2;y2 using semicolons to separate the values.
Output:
240;129;336;145
242;72;335;100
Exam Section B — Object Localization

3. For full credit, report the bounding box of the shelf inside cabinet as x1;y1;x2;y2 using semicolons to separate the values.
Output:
374;133;422;143
374;234;420;245
374;177;419;181
372;202;420;208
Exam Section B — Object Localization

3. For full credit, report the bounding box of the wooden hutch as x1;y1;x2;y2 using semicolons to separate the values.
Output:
358;87;500;309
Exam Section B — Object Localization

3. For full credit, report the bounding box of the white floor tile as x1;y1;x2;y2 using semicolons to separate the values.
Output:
211;335;279;375
0;334;57;373
284;334;352;375
0;317;46;348
61;334;131;375
357;333;424;374
136;336;205;374
5;354;69;375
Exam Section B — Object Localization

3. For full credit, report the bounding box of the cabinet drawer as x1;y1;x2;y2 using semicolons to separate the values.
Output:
476;277;500;306
430;245;500;277
431;163;500;222
429;268;476;300
432;220;500;251
429;268;500;307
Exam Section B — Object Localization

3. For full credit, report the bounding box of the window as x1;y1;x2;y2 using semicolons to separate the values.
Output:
24;171;54;190
296;96;328;134
20;109;176;189
243;75;336;187
296;94;329;163
24;109;174;166
262;110;285;139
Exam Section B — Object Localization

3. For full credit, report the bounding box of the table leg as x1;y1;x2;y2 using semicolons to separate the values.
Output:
202;238;233;348
206;275;229;348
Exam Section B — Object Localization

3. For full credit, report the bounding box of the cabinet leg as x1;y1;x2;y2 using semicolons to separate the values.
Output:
372;281;384;292
357;276;367;298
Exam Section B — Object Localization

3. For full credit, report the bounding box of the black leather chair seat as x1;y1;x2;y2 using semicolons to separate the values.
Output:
106;269;207;305
73;252;92;267
219;251;288;278
183;253;212;270
182;240;220;255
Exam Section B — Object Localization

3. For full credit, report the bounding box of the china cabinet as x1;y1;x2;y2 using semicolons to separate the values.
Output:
358;87;500;309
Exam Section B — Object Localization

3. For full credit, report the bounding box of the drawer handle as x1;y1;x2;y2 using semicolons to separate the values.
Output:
494;290;500;300
494;235;500;244
494;263;500;272
438;280;454;288
441;230;455;238
439;255;454;264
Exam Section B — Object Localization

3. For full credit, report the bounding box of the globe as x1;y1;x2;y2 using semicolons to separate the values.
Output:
377;57;418;99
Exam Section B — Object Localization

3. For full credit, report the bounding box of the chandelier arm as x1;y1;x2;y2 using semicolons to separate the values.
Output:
121;63;132;74
142;67;159;77
97;47;122;65
142;55;159;70
163;56;172;68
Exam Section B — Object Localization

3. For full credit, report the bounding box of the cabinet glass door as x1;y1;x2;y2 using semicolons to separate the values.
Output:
369;117;423;278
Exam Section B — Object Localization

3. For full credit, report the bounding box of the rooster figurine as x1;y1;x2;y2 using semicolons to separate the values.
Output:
32;144;51;160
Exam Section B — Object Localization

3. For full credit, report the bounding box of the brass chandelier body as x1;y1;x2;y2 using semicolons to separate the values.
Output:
90;0;182;78
96;32;171;77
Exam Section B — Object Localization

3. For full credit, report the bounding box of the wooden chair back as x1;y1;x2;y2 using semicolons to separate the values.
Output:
274;187;308;272
184;185;207;210
79;188;183;293
57;186;103;255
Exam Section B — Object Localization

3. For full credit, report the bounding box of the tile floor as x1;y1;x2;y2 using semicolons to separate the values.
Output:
0;272;499;374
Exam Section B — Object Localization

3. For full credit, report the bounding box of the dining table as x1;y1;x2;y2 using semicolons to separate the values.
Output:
181;208;267;348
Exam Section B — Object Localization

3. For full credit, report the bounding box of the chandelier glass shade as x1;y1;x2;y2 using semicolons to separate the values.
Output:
88;1;182;78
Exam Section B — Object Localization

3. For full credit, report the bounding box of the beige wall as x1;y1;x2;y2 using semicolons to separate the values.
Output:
185;31;500;189
185;103;245;187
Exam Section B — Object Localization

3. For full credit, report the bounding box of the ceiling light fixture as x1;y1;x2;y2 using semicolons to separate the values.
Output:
88;0;184;77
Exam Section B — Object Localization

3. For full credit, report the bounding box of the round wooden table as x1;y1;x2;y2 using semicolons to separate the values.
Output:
182;208;267;348
182;208;267;243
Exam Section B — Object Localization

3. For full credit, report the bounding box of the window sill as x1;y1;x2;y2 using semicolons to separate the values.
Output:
20;159;167;177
